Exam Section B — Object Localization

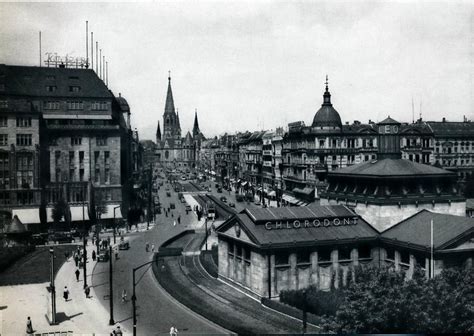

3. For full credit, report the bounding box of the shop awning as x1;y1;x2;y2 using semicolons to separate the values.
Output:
99;204;123;219
282;194;299;204
5;215;28;233
12;208;40;224
70;206;90;221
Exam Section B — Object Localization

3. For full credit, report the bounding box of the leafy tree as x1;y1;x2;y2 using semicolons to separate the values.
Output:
52;199;69;225
322;266;474;333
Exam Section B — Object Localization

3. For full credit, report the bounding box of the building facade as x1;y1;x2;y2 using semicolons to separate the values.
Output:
0;64;139;233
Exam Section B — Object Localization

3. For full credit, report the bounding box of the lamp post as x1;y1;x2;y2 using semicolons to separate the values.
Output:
205;218;208;251
82;200;87;289
132;259;155;336
49;247;57;325
113;205;120;244
109;245;114;325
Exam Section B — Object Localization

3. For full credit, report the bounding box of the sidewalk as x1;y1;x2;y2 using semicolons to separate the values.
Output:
1;242;128;335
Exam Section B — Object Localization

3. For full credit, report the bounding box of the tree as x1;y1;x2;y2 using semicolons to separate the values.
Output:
323;266;474;333
51;199;70;230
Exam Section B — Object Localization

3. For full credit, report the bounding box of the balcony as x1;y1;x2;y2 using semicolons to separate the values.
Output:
262;150;273;156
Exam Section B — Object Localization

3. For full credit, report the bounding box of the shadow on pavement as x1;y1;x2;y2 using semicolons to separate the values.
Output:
56;311;84;323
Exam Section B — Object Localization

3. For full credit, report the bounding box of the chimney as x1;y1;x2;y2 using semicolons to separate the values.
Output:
442;117;446;123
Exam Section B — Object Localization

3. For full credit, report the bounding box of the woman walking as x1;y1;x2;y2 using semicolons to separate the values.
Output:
63;286;69;301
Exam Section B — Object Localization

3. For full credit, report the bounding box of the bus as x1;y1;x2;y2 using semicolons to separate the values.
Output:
207;202;216;220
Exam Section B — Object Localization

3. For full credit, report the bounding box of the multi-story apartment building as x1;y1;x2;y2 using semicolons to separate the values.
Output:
0;64;139;233
239;131;266;186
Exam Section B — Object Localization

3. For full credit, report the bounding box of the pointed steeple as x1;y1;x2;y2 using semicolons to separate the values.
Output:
164;72;175;116
156;121;161;142
193;108;200;138
176;109;181;129
323;74;332;106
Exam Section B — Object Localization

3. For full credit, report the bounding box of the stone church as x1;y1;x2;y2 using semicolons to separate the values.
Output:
155;75;204;169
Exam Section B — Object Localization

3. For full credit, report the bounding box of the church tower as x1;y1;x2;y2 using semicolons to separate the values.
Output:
163;74;178;142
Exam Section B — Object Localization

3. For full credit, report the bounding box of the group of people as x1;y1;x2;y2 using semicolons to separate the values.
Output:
145;242;155;252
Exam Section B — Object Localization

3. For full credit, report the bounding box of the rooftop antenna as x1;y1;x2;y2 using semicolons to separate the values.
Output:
419;98;422;121
95;41;98;73
99;49;102;79
91;32;94;70
106;61;108;86
102;55;105;83
39;31;42;67
412;96;414;123
85;21;88;68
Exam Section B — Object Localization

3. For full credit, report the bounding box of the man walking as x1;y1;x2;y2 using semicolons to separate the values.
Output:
75;268;80;282
84;285;90;298
26;316;33;334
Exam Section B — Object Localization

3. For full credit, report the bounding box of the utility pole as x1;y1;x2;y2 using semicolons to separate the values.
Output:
109;245;114;325
49;247;57;325
147;163;152;230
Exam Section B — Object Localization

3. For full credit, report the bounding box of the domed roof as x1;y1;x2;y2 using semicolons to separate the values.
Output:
311;81;342;128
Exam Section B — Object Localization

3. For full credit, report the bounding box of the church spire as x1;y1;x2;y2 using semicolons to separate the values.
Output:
322;74;332;106
176;109;181;130
156;120;161;142
164;71;175;116
193;108;200;138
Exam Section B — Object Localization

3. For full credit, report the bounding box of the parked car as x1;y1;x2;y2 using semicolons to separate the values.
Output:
98;249;110;262
228;202;235;208
31;233;48;245
170;203;176;209
185;204;192;212
118;241;130;250
49;232;74;244
220;196;227;203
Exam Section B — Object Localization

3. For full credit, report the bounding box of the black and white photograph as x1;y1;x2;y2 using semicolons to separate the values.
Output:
0;1;473;335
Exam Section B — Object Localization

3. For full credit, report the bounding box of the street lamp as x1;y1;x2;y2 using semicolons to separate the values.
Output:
131;259;155;336
82;200;87;289
49;247;57;325
205;218;208;251
109;245;114;325
113;205;120;244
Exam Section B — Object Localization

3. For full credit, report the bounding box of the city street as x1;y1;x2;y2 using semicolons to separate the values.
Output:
91;181;228;335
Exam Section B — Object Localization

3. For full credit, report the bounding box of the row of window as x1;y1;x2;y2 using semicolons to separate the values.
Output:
43;101;108;110
0;117;33;127
45;85;81;92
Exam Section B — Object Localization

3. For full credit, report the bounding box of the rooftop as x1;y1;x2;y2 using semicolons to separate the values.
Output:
380;209;474;250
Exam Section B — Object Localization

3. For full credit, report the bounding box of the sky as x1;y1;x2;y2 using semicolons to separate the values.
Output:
0;1;472;140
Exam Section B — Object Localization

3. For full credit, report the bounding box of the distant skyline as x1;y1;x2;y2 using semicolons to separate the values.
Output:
0;1;472;140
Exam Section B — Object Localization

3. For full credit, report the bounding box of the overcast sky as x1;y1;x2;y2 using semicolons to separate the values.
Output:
0;1;472;140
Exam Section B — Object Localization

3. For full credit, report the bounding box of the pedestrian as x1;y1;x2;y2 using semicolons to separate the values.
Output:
63;286;69;301
26;316;33;334
74;254;79;267
114;325;123;336
75;268;80;282
92;250;96;261
64;251;70;261
121;289;127;302
171;212;174;218
115;249;119;260
151;244;155;252
85;285;90;298
178;215;181;224
146;242;149;252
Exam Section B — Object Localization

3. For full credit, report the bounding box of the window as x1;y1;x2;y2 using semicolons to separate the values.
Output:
94;168;100;183
43;101;60;110
94;151;100;166
17;191;33;205
79;151;84;165
0;153;10;189
358;245;372;259
275;252;288;265
16;134;32;146
16;154;33;188
386;248;395;260
69;168;75;181
400;251;410;264
67;101;84;110
46;75;56;80
105;168;110;184
45;85;57;92
338;247;352;261
0;100;8;108
297;251;310;264
69;151;75;165
318;249;331;262
105;189;112;201
96;137;107;146
79;169;84;182
92;101;108;110
0;134;7;146
244;248;251;261
104;151;110;165
16;117;32;127
0;117;7;127
228;241;234;255
71;137;82;146
69;86;81;92
55;168;61;182
68;76;79;80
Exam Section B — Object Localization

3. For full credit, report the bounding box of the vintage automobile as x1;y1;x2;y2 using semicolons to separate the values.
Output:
228;202;235;208
98;249;110;262
118;241;130;250
236;195;244;202
220;196;227;203
49;232;75;244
